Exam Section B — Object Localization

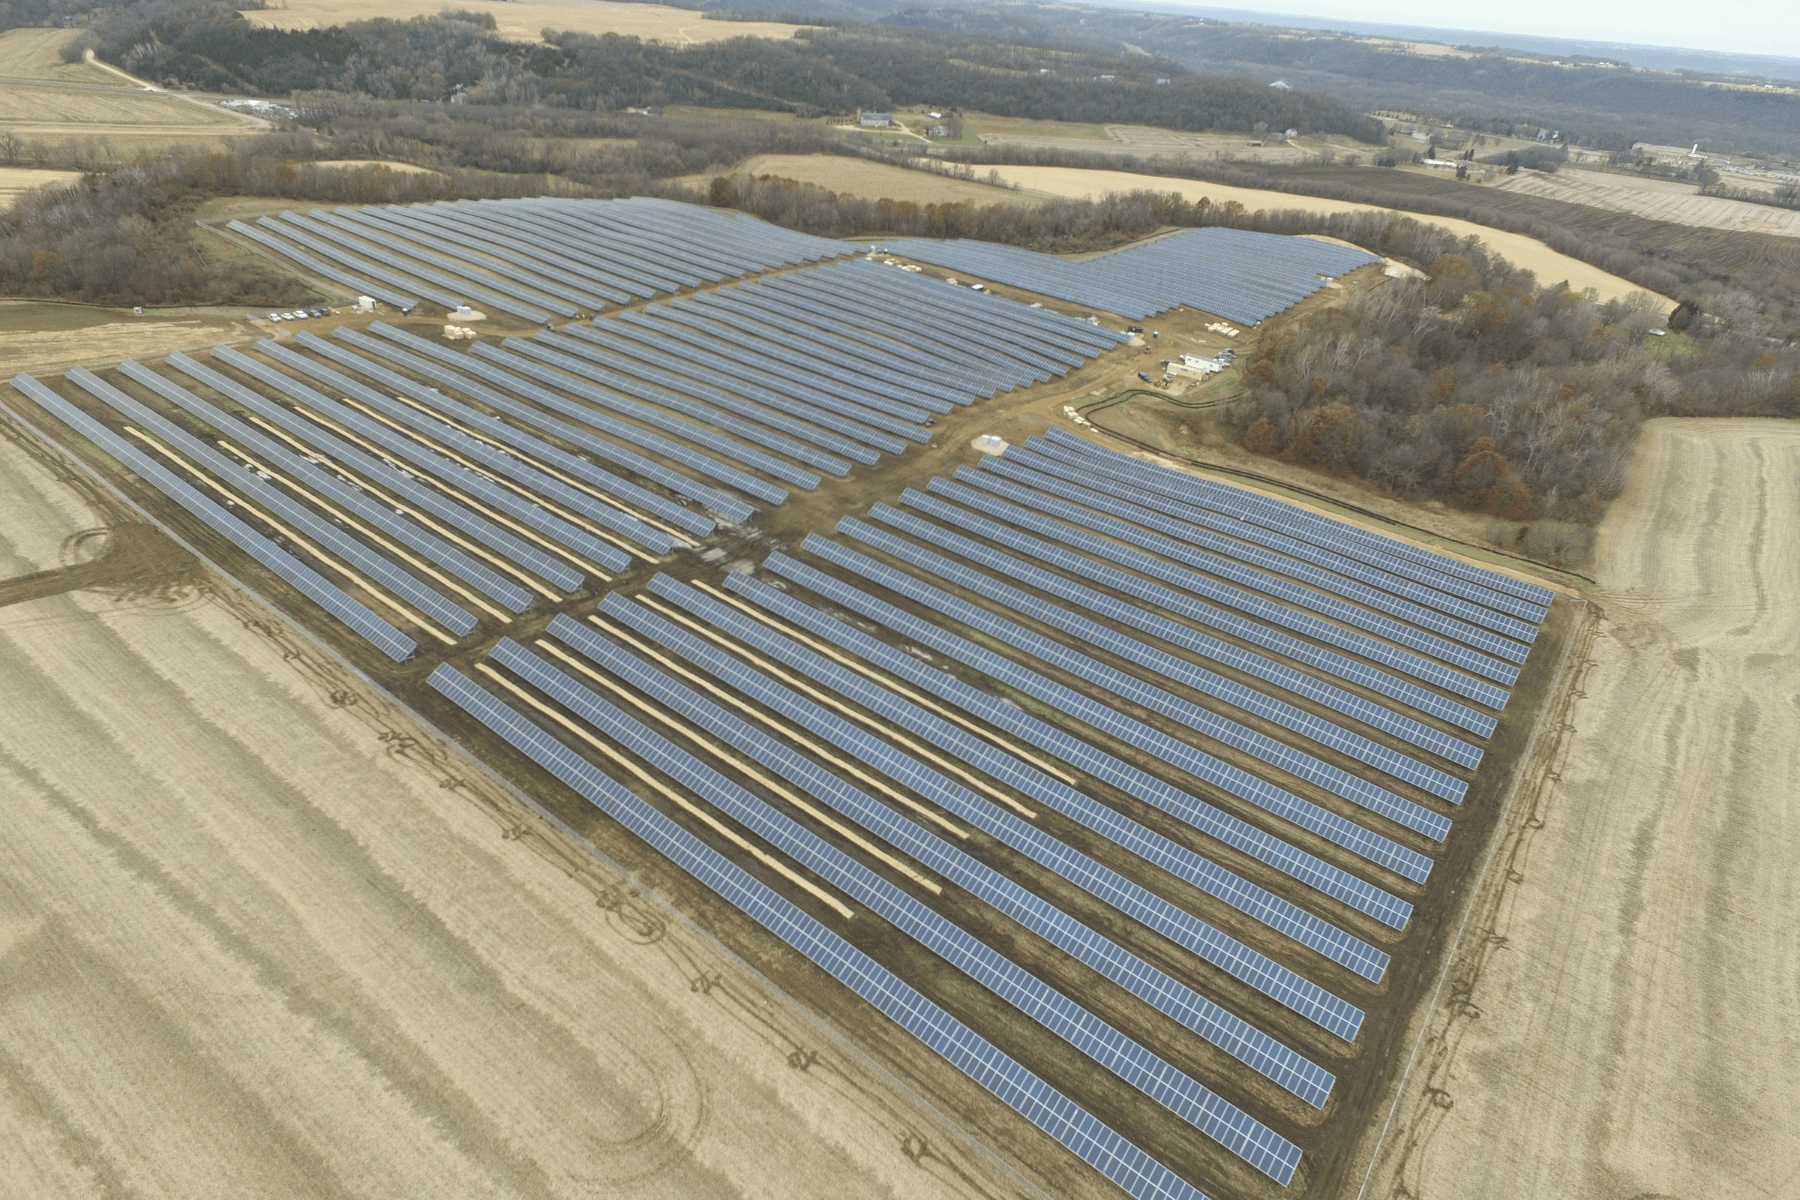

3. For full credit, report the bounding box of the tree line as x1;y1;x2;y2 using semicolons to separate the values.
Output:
57;1;1383;140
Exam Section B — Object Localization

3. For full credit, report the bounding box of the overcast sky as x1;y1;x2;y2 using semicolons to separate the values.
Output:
1153;2;1800;59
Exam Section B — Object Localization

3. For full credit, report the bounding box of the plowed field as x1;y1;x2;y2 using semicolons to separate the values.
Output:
1356;418;1800;1199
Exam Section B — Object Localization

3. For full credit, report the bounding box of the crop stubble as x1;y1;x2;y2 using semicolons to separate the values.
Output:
1356;418;1800;1199
0;432;1038;1200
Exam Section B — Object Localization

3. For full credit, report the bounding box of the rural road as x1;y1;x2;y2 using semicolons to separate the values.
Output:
1363;418;1800;1198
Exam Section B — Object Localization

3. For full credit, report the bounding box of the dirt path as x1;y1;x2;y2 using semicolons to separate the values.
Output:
1356;418;1800;1199
0;435;1039;1200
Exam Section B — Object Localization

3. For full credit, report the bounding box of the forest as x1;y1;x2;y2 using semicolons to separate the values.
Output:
1208;210;1798;552
63;1;1383;140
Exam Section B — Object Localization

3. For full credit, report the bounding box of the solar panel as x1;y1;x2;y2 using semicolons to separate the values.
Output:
116;359;534;614
425;664;1211;1200
163;351;585;593
298;331;713;538
922;476;1498;735
750;556;1416;931
1042;428;1554;608
511;626;1304;1181
13;372;417;661
65;365;478;637
596;590;1355;1084
800;533;1438;883
220;344;630;573
1015;438;1544;631
947;468;1514;710
337;326;756;522
971;456;1524;682
895;486;1482;767
634;579;1393;984
858;505;1474;796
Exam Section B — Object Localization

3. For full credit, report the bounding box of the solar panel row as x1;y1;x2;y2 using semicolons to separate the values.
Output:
893;487;1484;767
1041;428;1554;609
1015;437;1545;630
526;619;1307;1183
162;351;586;594
970;457;1525;682
116;359;534;614
858;504;1473;797
637;577;1393;983
749;555;1417;931
879;227;1379;324
11;372;417;661
598;589;1360;1076
949;467;1516;708
797;534;1437;884
217;344;632;573
995;447;1540;650
295;331;713;540
921;476;1499;734
425;665;1212;1200
333;327;762;521
64;365;479;638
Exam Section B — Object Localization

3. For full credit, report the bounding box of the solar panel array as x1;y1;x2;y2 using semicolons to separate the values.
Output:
235;196;853;318
425;664;1214;1200
879;227;1381;323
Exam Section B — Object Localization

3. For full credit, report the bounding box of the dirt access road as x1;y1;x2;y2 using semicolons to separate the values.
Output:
0;426;1037;1200
1357;418;1799;1199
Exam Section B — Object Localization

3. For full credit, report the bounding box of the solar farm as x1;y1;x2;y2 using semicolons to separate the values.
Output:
3;198;1573;1200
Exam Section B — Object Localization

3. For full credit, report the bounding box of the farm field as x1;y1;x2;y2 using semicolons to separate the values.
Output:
1498;167;1800;237
243;0;810;43
690;153;1043;206
0;28;265;154
0;27;120;85
0;168;80;209
979;163;1665;304
0;428;1033;1200
1357;418;1800;1199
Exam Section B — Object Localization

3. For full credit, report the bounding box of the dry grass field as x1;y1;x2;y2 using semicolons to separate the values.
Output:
0;168;80;209
1356;418;1800;1199
982;164;1665;304
0;28;265;154
1499;167;1800;237
690;153;1041;207
244;0;810;44
0;423;1042;1200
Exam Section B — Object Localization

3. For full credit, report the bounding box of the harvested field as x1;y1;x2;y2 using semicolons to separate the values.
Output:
244;0;810;43
0;30;264;154
0;28;120;86
1271;164;1800;312
1499;167;1800;237
311;159;443;175
693;153;1040;206
983;164;1665;304
1355;418;1800;1199
0;168;79;209
0;426;1037;1200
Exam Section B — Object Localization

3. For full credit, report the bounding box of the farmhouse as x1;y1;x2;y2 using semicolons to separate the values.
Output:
858;111;890;127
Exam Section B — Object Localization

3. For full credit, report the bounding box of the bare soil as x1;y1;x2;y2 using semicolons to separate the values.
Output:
0;416;1046;1200
1351;418;1800;1199
0;300;261;376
